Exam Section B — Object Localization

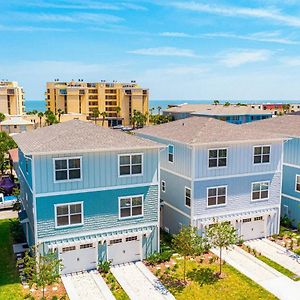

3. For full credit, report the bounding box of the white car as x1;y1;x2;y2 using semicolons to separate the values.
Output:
0;193;17;209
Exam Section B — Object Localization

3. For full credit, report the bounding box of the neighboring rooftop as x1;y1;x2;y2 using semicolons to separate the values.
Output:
13;120;162;155
242;115;300;138
0;117;34;126
137;117;286;146
164;103;272;116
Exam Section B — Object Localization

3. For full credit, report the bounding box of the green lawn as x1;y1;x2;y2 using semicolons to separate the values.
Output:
156;257;277;300
0;219;24;300
101;271;129;300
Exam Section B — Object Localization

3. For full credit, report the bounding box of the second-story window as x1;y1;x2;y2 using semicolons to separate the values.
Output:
119;195;143;218
54;157;81;182
207;186;227;207
252;181;269;201
185;187;191;207
253;146;270;164
208;149;227;168
168;145;174;163
296;175;300;192
119;154;143;176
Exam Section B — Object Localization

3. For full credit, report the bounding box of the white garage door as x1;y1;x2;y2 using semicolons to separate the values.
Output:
241;216;265;241
107;236;141;265
60;243;97;275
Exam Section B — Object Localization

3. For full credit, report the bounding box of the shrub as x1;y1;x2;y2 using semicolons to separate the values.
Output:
281;216;294;229
146;250;172;266
98;260;111;273
9;219;26;243
52;296;58;300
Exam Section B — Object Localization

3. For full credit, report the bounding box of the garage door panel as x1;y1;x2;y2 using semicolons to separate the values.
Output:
241;217;265;241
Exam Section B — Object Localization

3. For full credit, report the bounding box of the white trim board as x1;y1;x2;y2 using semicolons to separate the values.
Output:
283;162;300;169
163;201;191;219
35;182;159;198
160;167;192;181
282;193;300;202
18;166;33;194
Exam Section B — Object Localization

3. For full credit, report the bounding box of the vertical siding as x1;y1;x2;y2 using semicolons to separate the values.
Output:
281;196;300;228
284;138;300;166
194;142;282;179
18;149;32;188
136;134;192;178
34;149;159;194
282;165;300;199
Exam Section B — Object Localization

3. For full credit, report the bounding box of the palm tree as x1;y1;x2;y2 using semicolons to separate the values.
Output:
213;100;220;105
0;112;5;122
100;111;108;127
157;106;162;115
37;112;44;127
91;108;100;124
224;102;230;107
149;107;155;115
116;106;121;117
57;109;64;122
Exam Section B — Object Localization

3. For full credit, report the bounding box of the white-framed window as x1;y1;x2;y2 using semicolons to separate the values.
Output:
161;180;166;193
208;148;227;168
185;187;191;207
54;157;82;182
251;181;269;201
207;186;227;207
118;154;143;176
296;175;300;192
55;202;83;228
253;146;270;164
119;195;143;219
168;144;174;163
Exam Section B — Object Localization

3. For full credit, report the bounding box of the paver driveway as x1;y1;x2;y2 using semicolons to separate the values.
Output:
111;261;175;300
61;270;115;300
245;238;300;276
212;245;300;300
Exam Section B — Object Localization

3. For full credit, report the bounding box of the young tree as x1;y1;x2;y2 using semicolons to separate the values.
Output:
23;247;62;299
173;226;208;283
206;221;238;275
37;112;44;127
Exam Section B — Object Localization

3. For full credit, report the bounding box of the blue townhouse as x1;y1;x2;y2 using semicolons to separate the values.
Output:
13;120;163;274
242;115;300;227
137;117;285;240
163;103;272;124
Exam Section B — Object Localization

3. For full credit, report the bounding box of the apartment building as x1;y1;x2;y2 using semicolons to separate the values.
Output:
0;81;25;115
45;80;149;127
137;117;286;240
251;103;300;115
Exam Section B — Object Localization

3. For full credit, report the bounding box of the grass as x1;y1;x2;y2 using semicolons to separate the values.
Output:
156;257;277;300
0;219;24;300
101;271;129;300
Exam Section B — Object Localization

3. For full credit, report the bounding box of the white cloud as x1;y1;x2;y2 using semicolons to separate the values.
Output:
219;49;272;67
0;24;72;32
171;2;300;27
128;47;198;57
159;32;194;38
281;57;300;66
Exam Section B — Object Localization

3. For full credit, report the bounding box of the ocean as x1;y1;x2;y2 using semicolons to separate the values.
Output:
25;99;300;113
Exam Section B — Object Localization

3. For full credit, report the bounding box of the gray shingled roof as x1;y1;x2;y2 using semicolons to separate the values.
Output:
164;104;272;116
13;120;163;155
136;117;287;146
241;115;300;138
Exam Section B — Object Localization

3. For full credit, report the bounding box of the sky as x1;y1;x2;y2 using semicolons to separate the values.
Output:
1;0;300;100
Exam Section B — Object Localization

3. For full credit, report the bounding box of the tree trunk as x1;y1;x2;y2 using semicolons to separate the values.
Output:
219;247;222;275
183;255;186;283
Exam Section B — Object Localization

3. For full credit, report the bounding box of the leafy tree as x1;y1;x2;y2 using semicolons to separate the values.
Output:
12;187;21;211
150;114;173;125
100;111;108;126
45;111;58;126
91;108;100;124
0;131;17;174
37;112;44;127
57;108;64;122
173;226;208;283
206;221;238;275
23;247;62;299
131;110;147;128
213;100;220;105
0;112;5;122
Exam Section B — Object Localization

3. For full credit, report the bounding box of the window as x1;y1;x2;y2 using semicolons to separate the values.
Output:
252;182;269;201
296;175;300;192
253;146;270;164
208;149;227;168
119;195;143;218
56;202;83;227
110;239;122;245
254;216;263;221
168;145;174;163
54;157;81;182
185;187;191;207
80;243;93;249
243;218;251;223
62;246;75;252
161;180;166;192
119;154;142;176
207;186;227;207
126;236;137;242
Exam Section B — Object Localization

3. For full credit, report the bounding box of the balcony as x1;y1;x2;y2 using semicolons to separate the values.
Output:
59;89;67;95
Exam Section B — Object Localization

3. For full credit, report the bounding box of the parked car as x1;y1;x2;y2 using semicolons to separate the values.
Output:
0;193;17;209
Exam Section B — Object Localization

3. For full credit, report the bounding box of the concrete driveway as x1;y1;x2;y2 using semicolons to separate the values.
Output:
110;261;175;300
245;238;300;276
212;245;300;300
0;208;17;220
61;270;115;300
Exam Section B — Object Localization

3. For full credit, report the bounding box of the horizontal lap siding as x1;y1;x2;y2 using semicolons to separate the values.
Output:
34;149;158;194
194;142;282;179
193;172;281;216
36;185;158;239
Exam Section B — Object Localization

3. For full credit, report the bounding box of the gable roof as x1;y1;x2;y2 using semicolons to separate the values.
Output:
136;117;286;146
241;115;300;138
13;120;163;155
164;104;272;116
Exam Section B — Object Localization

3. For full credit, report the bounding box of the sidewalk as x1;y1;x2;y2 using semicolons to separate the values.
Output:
211;245;300;300
245;238;300;276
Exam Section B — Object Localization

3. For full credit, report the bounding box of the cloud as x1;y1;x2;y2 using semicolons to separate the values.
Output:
0;24;72;32
128;47;198;57
171;2;300;27
159;32;194;38
219;49;272;67
281;57;300;66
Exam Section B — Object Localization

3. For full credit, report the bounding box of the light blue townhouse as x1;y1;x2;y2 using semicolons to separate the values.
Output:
137;117;285;240
13;120;163;274
242;115;300;227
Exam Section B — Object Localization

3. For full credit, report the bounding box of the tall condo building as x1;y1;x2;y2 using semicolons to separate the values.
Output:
0;81;25;115
45;80;149;127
